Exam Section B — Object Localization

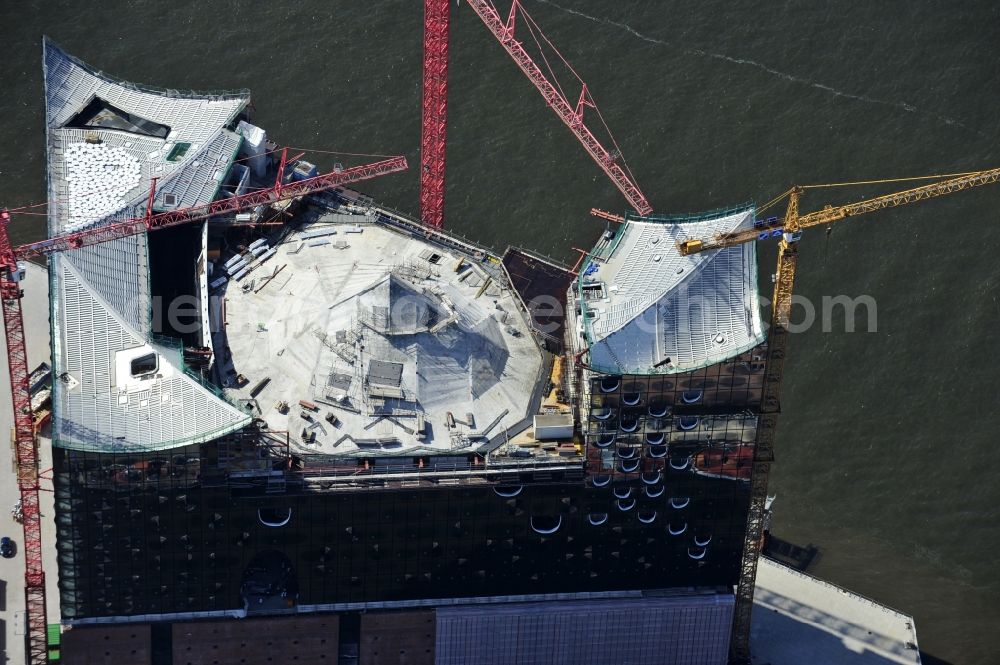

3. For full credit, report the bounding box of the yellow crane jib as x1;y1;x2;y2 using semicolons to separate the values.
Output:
678;167;1000;256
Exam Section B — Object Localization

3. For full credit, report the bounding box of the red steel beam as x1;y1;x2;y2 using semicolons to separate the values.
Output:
0;210;48;665
16;155;407;260
569;246;589;274
589;207;625;223
419;0;450;229
465;0;653;215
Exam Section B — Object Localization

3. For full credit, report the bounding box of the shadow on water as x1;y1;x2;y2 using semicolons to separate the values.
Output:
918;653;957;665
763;533;820;572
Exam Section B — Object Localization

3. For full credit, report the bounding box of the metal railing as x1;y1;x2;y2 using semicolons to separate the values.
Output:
625;202;755;225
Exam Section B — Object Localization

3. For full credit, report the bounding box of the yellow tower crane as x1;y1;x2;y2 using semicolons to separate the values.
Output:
677;166;1000;664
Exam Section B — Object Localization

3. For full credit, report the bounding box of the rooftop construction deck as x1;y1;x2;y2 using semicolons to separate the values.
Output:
217;212;546;456
576;206;766;375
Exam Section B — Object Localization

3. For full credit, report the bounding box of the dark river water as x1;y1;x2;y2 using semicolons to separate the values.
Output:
2;2;999;663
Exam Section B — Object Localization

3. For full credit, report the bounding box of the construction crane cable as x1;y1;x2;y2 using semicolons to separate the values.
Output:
230;146;285;164
4;200;49;214
755;188;794;216
745;170;988;229
518;1;588;87
521;7;573;112
590;95;640;186
517;1;641;186
283;147;398;159
801;171;981;189
466;0;652;213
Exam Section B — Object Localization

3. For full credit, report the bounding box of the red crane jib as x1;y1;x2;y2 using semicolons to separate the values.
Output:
16;155;408;260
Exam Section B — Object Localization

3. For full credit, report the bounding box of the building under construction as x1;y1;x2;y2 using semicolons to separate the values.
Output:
22;3;998;658
37;39;765;664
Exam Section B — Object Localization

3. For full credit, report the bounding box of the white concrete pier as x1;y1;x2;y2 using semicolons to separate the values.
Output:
751;557;921;665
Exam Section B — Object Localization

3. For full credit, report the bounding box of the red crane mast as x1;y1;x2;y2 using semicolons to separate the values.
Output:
419;0;451;229
0;153;406;664
418;0;652;229
0;209;48;665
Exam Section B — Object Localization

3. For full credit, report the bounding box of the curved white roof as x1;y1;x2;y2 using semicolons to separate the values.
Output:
43;39;251;451
44;38;248;235
581;207;765;374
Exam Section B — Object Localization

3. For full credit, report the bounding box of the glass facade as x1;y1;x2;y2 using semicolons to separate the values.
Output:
580;347;766;593
54;358;758;622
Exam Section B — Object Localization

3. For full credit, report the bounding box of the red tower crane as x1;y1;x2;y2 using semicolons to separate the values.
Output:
0;153;406;664
0;209;48;665
418;0;652;229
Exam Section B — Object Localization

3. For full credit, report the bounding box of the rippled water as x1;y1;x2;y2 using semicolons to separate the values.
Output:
2;2;998;663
